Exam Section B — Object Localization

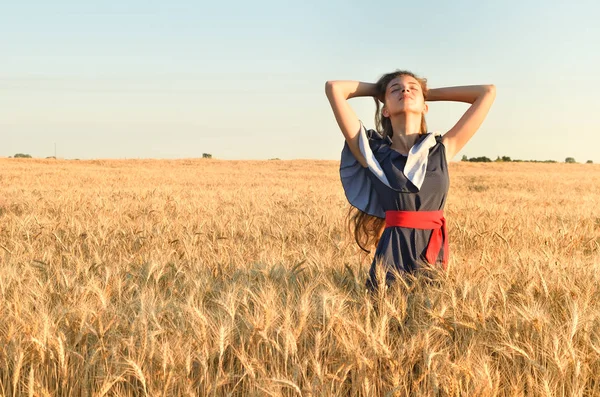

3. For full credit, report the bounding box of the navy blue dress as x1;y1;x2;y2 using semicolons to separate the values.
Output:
339;123;450;291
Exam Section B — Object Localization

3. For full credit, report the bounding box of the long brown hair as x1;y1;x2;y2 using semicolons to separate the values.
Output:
347;70;430;253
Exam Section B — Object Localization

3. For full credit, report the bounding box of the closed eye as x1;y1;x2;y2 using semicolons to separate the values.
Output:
391;85;418;92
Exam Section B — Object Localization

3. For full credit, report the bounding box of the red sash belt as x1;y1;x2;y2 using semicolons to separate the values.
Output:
385;210;448;270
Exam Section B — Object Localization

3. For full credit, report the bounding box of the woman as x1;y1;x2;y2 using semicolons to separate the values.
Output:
325;70;496;291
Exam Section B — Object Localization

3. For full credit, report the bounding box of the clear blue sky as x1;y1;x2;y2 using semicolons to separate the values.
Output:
2;0;599;162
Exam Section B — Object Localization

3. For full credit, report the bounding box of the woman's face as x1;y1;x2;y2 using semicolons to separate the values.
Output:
382;75;427;118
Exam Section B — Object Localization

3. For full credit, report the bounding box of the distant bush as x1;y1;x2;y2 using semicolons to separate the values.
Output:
269;158;281;161
512;159;558;163
459;154;560;163
460;155;493;162
14;153;32;158
466;156;492;163
202;153;212;159
586;160;593;164
565;157;576;163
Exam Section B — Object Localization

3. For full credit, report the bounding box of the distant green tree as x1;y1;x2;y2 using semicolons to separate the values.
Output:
565;157;576;163
586;160;593;164
468;156;492;163
14;153;32;158
202;153;212;159
461;155;468;161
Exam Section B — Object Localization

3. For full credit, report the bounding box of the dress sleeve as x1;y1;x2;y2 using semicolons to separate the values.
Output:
339;121;390;219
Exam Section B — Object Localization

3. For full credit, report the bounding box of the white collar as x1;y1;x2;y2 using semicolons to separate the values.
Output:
358;124;440;191
403;132;440;190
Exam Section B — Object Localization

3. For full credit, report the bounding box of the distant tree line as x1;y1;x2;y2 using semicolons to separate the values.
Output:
461;155;592;164
4;152;594;164
461;155;493;163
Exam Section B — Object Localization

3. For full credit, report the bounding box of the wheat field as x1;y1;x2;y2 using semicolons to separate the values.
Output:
1;157;599;396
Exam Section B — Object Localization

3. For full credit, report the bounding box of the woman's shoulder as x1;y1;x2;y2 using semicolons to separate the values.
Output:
359;122;391;153
432;132;444;144
364;125;387;142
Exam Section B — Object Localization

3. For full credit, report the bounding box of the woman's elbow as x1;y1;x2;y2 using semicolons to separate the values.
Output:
325;81;336;96
326;81;343;99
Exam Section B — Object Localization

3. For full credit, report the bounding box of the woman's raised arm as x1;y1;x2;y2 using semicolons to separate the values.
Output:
427;85;496;159
325;81;378;168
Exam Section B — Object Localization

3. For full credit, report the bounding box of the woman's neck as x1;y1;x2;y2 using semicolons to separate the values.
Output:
389;113;423;154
